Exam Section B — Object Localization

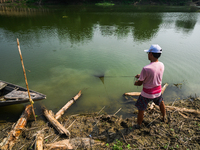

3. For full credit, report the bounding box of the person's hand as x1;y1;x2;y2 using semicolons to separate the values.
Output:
135;74;140;79
134;80;143;86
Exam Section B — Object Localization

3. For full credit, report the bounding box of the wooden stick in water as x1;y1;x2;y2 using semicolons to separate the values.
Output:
55;90;82;120
113;108;121;116
17;38;36;121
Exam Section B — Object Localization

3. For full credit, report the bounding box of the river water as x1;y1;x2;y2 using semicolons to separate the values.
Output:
0;5;200;120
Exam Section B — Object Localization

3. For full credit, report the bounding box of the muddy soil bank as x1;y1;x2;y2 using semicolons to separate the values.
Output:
0;96;200;150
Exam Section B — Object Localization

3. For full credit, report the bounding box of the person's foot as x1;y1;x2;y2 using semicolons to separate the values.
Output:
161;116;167;123
134;124;141;129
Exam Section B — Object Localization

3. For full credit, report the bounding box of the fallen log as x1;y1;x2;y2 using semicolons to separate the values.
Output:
178;111;188;119
44;139;73;150
124;83;168;96
0;105;32;150
165;105;200;115
43;108;70;136
35;131;44;150
55;90;82;120
161;83;168;94
124;92;141;96
148;103;200;115
44;137;102;150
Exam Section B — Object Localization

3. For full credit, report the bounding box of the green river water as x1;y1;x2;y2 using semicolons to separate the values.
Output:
0;5;200;120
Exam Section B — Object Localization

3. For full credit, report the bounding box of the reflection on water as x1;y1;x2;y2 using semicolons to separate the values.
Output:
175;13;198;33
0;5;200;119
0;104;25;121
132;13;163;41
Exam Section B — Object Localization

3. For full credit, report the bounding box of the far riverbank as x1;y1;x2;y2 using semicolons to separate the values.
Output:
0;0;200;8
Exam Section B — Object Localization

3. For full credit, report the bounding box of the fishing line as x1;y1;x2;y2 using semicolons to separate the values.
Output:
101;79;110;100
97;76;114;110
134;76;139;89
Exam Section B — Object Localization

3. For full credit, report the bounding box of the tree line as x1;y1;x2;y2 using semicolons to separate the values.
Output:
24;0;195;6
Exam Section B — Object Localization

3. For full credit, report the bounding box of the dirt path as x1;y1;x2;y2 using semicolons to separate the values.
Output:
0;96;200;149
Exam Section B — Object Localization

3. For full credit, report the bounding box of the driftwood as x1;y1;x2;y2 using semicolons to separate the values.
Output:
124;83;168;96
161;83;168;94
42;91;82;138
35;131;44;150
0;105;32;150
178;111;188;119
43;108;70;136
165;105;200;115
44;138;102;150
124;92;141;96
55;90;82;120
149;103;200;115
44;139;73;150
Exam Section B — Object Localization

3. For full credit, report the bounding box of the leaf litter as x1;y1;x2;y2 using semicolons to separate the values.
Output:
0;96;200;150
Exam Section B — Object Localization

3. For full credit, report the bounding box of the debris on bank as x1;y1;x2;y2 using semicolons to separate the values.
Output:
0;90;200;150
